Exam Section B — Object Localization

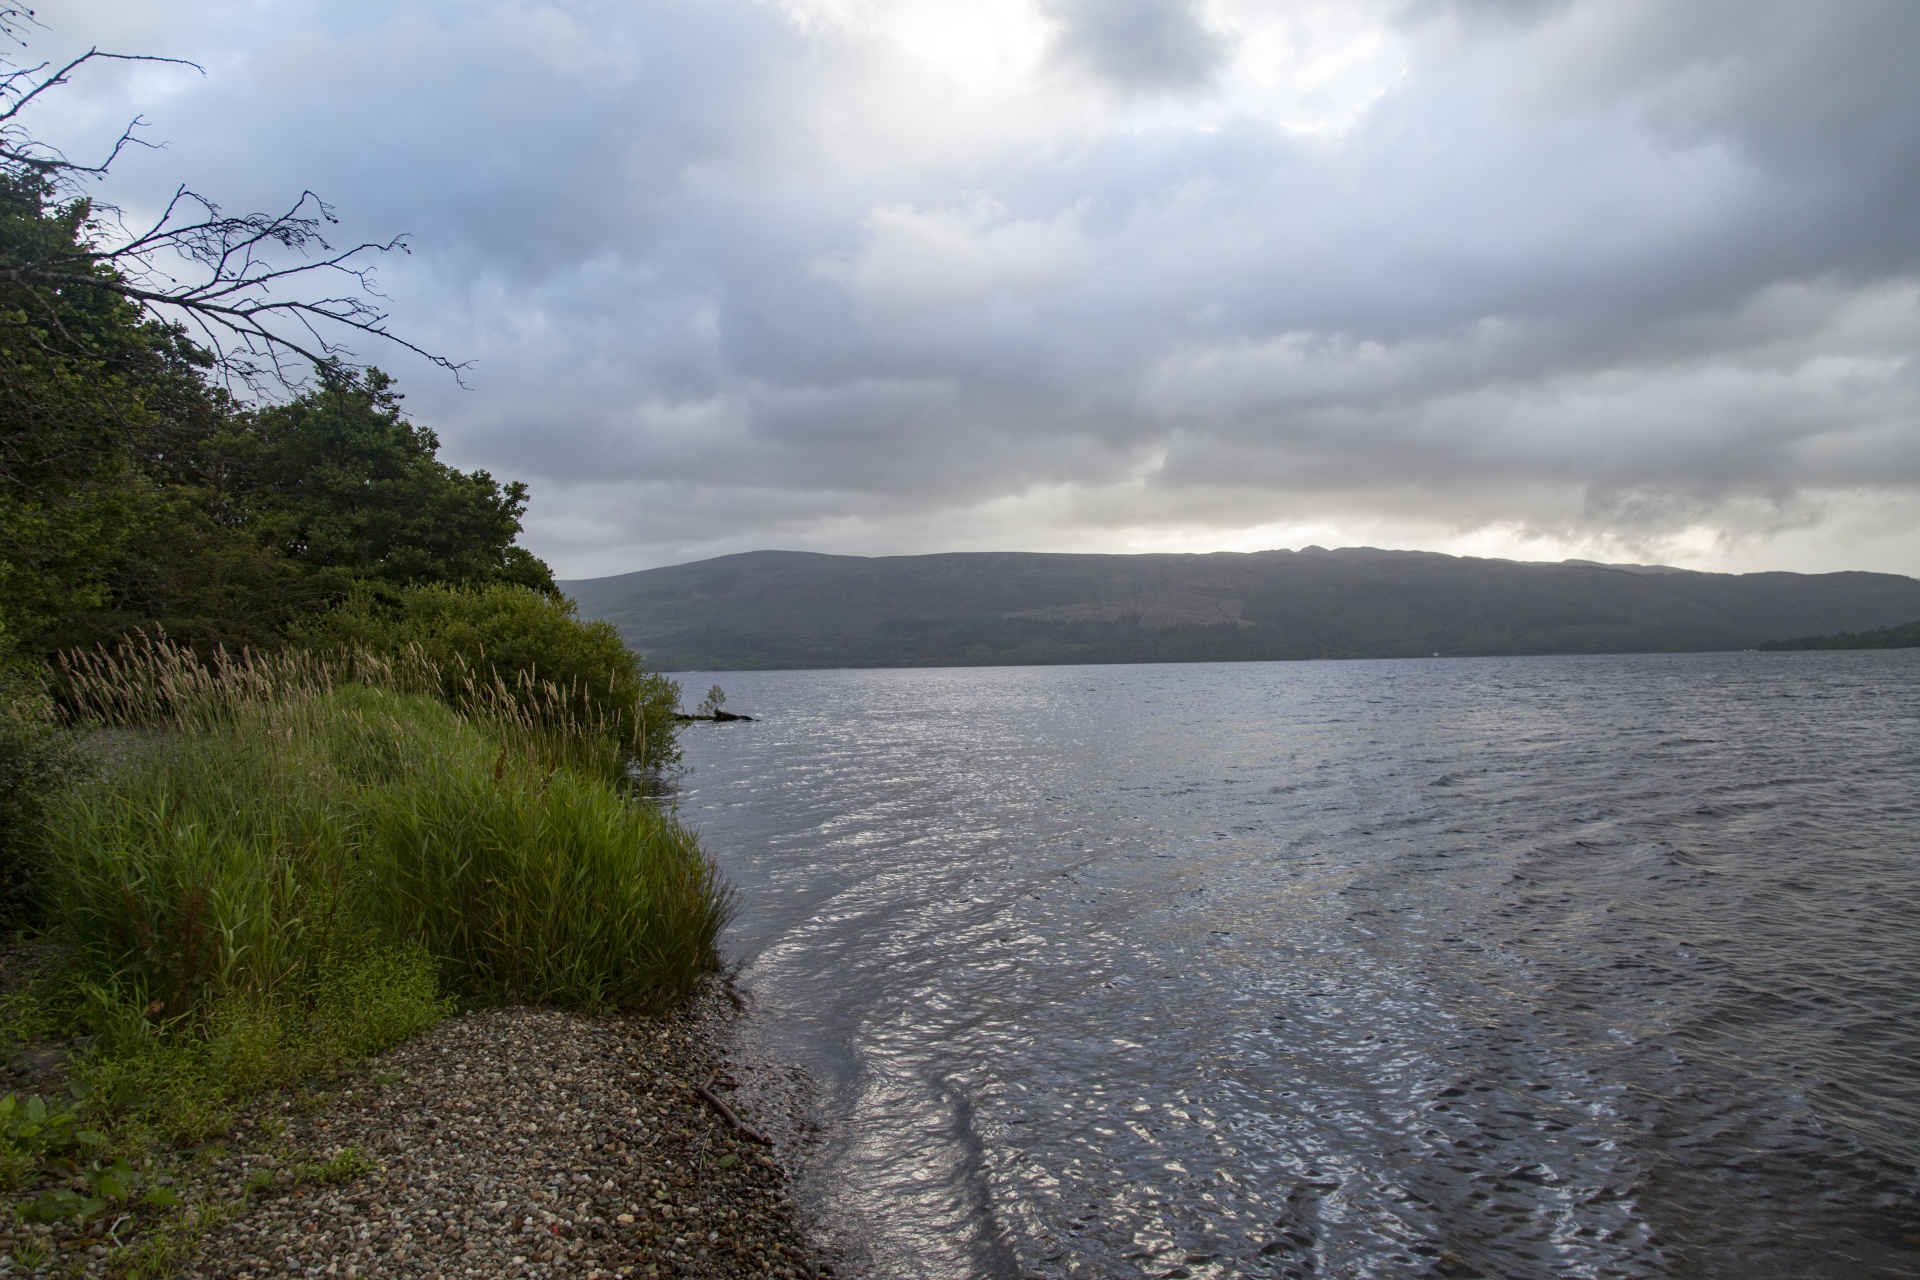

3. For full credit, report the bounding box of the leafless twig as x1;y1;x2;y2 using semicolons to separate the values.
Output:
692;1073;774;1146
1;19;465;393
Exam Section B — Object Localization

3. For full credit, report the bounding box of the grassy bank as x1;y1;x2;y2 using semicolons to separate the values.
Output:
1;639;726;1273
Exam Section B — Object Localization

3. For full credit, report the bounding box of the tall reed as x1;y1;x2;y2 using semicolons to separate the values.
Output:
43;640;729;1018
56;634;661;783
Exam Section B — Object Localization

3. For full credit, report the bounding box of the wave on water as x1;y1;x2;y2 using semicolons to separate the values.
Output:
674;650;1920;1279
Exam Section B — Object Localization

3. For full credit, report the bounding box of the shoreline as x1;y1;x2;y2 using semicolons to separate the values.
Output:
2;987;837;1279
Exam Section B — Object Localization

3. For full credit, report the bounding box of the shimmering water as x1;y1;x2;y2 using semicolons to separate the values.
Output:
669;651;1920;1279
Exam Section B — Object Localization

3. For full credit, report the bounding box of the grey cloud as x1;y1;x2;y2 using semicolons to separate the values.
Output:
26;0;1920;574
1042;0;1231;94
1394;0;1576;30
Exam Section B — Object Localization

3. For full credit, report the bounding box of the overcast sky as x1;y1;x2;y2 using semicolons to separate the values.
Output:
26;0;1920;577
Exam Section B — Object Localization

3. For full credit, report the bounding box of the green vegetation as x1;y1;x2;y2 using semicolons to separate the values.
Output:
0;641;720;1269
1;29;709;1270
2;169;552;661
293;582;680;772
24;355;560;659
1758;617;1920;650
0;162;239;655
563;548;1920;669
50;643;723;1016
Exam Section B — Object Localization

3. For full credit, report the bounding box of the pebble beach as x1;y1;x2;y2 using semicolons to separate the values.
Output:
2;992;833;1279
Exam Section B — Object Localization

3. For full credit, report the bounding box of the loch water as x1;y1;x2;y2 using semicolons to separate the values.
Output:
669;651;1920;1279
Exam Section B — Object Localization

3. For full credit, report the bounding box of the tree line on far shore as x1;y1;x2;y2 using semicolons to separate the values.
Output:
1757;619;1920;651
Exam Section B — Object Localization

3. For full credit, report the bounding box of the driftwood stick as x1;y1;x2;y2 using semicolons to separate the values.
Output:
693;1073;774;1146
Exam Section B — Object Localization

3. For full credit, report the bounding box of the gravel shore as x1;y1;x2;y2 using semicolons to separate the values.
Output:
188;998;827;1280
3;990;834;1279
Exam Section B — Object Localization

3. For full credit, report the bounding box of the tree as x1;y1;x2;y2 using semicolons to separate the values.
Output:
0;163;380;656
0;167;161;646
218;369;557;594
0;12;461;391
1;14;556;656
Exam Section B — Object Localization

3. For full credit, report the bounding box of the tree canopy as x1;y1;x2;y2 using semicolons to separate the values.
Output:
224;369;555;595
0;39;555;662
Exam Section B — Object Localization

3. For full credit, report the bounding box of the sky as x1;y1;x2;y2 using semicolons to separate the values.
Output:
22;0;1920;578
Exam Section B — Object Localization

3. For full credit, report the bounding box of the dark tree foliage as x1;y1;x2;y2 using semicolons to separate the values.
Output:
2;166;534;657
1758;618;1920;650
216;369;557;595
0;19;555;659
0;168;175;648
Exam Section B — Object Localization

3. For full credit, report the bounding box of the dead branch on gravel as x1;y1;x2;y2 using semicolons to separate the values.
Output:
692;1073;773;1146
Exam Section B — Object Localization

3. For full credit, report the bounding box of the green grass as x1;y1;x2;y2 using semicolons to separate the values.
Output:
1;641;725;1266
44;682;728;1017
57;945;449;1146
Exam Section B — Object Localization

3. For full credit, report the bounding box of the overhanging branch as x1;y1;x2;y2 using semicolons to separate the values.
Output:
2;30;467;392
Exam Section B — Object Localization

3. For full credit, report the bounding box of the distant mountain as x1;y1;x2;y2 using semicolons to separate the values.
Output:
559;548;1920;671
1759;618;1920;650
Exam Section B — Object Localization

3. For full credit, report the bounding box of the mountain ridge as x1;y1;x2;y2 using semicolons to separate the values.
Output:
559;547;1920;670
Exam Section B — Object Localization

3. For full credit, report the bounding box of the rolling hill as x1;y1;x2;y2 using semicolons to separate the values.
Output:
559;547;1920;670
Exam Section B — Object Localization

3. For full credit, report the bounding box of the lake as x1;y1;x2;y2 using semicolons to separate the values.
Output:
668;651;1920;1279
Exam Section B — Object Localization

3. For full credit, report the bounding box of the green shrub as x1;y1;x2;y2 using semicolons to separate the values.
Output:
293;582;680;773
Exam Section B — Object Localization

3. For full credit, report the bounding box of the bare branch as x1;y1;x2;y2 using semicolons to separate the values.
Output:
1;28;464;394
1;48;200;184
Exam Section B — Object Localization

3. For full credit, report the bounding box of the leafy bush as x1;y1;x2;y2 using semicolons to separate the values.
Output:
293;582;681;773
0;1092;105;1191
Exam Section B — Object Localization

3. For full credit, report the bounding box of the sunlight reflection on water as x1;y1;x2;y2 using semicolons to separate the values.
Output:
671;651;1920;1280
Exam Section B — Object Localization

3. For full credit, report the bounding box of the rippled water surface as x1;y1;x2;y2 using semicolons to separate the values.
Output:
669;652;1920;1279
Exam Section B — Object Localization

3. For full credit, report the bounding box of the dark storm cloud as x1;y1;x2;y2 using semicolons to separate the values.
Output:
25;0;1920;573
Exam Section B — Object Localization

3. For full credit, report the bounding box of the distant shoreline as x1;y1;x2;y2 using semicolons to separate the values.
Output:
562;546;1920;672
1759;618;1920;651
656;645;1920;677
